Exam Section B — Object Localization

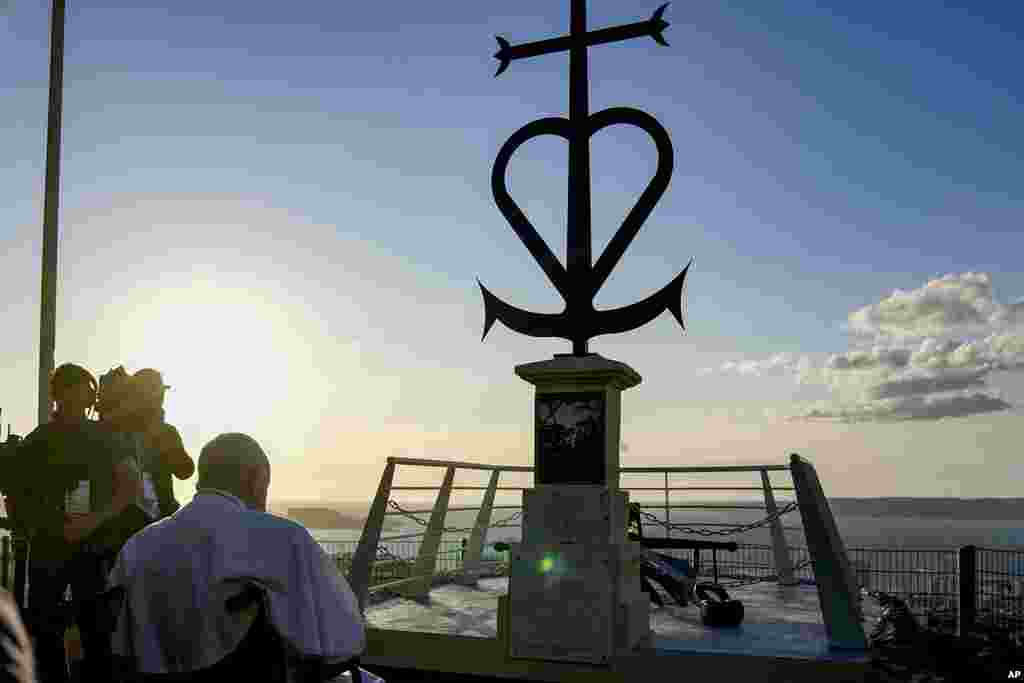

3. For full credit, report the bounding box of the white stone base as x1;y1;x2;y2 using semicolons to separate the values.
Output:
522;485;629;546
507;541;649;664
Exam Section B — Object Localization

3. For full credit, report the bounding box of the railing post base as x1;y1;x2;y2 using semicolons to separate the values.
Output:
957;544;977;638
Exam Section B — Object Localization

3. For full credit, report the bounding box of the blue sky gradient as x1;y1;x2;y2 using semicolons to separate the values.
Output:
2;1;1022;503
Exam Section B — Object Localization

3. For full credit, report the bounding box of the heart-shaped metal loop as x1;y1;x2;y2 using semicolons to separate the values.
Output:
490;106;674;305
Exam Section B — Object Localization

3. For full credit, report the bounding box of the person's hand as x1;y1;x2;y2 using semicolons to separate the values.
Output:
62;513;96;545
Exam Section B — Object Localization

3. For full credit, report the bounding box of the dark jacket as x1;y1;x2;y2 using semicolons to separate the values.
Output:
8;419;133;564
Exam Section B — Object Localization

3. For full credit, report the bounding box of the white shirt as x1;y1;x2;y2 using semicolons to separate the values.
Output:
108;489;366;674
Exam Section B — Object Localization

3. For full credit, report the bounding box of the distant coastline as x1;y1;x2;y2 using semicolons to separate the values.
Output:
829;497;1024;521
277;505;404;531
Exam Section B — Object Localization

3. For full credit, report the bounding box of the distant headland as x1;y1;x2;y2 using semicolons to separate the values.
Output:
830;497;1024;520
271;501;404;531
284;507;364;529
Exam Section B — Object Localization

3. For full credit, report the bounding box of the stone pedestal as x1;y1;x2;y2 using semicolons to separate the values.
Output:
507;354;650;665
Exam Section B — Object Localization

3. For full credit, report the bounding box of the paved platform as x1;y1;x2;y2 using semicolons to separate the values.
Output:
365;577;880;662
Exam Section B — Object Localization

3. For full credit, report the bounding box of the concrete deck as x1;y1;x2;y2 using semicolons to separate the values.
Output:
362;577;878;681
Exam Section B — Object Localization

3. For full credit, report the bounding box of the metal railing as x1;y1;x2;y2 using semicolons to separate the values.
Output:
327;538;1024;639
345;452;868;649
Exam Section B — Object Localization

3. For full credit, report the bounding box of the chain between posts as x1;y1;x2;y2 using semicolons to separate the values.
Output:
385;499;796;537
711;558;814;588
636;501;799;536
372;501;800;581
368;501;523;564
385;500;522;533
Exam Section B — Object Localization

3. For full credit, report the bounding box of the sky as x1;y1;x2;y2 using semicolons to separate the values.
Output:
2;1;1023;508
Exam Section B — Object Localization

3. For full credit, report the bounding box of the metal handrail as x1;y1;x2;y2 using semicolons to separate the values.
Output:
622;486;795;491
637;503;792;510
620;464;790;473
347;454;869;649
391;486;530;491
350;457;807;609
660;521;803;530
387;456;532;471
378;532;430;542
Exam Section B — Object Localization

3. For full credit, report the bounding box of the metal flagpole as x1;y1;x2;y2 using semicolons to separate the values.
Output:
38;0;67;426
18;0;68;613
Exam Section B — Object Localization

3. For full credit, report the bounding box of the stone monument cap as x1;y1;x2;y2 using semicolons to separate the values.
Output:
515;353;642;391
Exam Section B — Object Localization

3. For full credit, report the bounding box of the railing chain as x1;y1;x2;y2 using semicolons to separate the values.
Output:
635;501;799;537
710;557;814;588
385;500;521;533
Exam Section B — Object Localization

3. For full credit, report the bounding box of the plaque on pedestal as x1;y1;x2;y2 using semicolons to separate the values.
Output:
517;355;641;491
535;393;605;485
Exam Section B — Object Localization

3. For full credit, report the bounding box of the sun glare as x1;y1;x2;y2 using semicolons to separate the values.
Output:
119;280;328;457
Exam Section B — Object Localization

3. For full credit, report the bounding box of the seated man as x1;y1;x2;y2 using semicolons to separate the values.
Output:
107;433;366;677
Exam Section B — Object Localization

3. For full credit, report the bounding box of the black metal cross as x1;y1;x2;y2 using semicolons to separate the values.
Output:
480;2;690;355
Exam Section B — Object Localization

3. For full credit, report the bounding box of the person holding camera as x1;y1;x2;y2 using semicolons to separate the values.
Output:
132;369;194;519
6;363;144;683
97;367;161;521
97;367;193;521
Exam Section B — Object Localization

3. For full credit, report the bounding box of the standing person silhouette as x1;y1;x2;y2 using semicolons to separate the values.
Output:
7;363;143;683
96;367;159;520
132;369;194;519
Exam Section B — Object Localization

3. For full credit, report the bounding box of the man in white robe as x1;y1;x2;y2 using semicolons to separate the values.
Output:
107;432;366;677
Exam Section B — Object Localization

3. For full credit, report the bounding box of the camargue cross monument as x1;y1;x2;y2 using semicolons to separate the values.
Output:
478;1;691;665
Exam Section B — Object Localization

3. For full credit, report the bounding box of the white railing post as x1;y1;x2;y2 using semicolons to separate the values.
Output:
790;453;866;650
349;459;396;612
761;469;796;586
401;465;457;600
458;469;501;586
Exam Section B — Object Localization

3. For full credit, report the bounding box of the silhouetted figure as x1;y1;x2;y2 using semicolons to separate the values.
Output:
108;433;366;679
97;367;162;521
6;364;143;683
132;368;194;519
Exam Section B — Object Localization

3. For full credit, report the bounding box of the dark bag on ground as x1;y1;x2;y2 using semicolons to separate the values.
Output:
641;552;693;606
867;593;919;648
694;582;744;627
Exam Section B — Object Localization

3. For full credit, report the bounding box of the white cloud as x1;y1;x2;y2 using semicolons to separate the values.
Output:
704;353;802;377
988;331;1024;370
705;273;1024;422
791;391;1011;423
867;367;989;400
847;272;1022;340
